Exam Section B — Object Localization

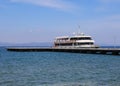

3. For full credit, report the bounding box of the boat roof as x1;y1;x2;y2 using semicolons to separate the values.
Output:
56;36;69;39
70;35;91;38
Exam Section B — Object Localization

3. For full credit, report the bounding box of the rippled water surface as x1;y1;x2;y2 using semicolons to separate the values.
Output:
0;47;120;86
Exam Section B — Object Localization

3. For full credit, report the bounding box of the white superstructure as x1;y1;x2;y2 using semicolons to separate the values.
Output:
54;32;98;48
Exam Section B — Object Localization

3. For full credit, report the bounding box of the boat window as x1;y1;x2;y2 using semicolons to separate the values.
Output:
56;38;69;42
55;43;72;46
77;42;93;45
70;37;92;40
70;38;78;40
79;37;92;40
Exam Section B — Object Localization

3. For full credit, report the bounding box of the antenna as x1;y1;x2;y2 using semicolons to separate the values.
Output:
77;25;81;35
78;25;80;34
77;25;84;36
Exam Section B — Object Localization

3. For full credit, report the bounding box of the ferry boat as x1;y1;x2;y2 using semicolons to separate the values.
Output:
54;31;98;48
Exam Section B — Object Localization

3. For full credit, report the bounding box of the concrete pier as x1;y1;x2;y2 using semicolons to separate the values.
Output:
7;47;120;55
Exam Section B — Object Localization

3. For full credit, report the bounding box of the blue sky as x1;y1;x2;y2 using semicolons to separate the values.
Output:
0;0;120;45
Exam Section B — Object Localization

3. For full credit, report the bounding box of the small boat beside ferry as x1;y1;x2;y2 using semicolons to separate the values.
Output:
54;31;98;48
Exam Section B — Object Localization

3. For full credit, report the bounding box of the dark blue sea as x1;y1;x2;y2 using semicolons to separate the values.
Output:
0;47;120;86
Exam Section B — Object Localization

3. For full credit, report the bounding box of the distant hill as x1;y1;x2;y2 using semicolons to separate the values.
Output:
0;42;53;47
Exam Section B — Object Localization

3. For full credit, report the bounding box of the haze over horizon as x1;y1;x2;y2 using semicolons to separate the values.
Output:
0;0;120;45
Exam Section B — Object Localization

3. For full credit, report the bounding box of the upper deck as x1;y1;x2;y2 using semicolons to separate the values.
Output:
55;34;94;43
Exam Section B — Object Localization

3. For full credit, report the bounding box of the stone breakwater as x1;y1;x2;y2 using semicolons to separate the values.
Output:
7;47;120;55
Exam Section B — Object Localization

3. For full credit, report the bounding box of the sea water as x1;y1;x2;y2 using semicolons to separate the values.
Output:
0;47;120;86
